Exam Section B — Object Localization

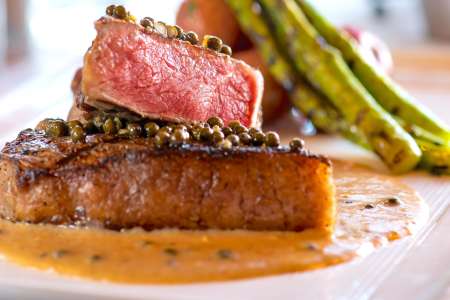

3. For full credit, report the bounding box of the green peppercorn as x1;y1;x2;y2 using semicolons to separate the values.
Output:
252;131;266;146
167;25;182;39
202;35;223;52
125;12;136;23
67;120;82;130
159;126;173;134
239;132;252;145
93;115;105;131
200;127;213;142
70;126;86;143
228;120;241;131
218;139;232;150
212;131;225;144
289;138;305;151
222;126;233;136
190;128;201;141
184;31;199;45
127;123;142;138
226;134;240;146
220;44;232;56
144;122;160;137
113;5;127;19
117;128;130;138
190;122;201;129
265;131;280;147
207;116;224;128
103;118;117;135
113;116;123;130
191;131;201;141
211;125;222;133
106;5;116;16
154;131;170;147
174;25;184;38
155;21;167;37
248;127;260;137
234;124;247;134
190;123;204;132
175;124;188;131
171;128;190;145
168;124;180;132
153;135;164;148
140;17;154;28
35;118;54;132
45;120;67;138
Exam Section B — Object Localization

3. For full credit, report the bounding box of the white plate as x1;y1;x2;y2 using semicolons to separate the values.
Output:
0;24;449;300
0;129;448;300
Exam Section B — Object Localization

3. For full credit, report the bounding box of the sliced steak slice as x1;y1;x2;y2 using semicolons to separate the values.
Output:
81;17;264;127
0;130;335;231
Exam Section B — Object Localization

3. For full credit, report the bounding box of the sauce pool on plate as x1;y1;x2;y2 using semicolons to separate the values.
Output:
0;161;428;284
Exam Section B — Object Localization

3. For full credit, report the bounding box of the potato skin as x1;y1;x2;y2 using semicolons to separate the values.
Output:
234;49;289;122
176;0;241;47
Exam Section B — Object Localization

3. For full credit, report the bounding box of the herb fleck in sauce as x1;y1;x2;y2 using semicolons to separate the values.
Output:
306;243;318;251
163;248;178;256
141;240;154;247
90;254;103;262
386;197;401;206
52;249;70;259
217;249;233;260
365;204;375;209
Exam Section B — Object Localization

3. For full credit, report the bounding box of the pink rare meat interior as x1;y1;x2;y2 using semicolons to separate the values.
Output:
81;17;263;127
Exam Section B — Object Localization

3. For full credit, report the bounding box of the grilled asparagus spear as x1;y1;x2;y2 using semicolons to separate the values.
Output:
396;118;449;147
226;0;367;146
257;0;421;173
416;139;450;175
290;81;370;148
225;0;294;91
229;0;446;174
296;0;450;174
225;0;340;132
296;0;450;141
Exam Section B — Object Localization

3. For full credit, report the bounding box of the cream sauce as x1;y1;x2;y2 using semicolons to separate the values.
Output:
0;161;428;284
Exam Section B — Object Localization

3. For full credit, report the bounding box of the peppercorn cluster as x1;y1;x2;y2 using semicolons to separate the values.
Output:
105;4;232;56
35;115;306;152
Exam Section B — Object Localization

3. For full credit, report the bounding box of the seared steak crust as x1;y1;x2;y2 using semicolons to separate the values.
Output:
0;130;334;231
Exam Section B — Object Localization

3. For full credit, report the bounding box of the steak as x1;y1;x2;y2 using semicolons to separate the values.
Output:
0;130;335;231
81;17;264;127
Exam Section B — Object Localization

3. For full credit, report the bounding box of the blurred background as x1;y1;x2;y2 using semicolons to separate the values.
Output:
0;0;449;141
1;0;450;93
